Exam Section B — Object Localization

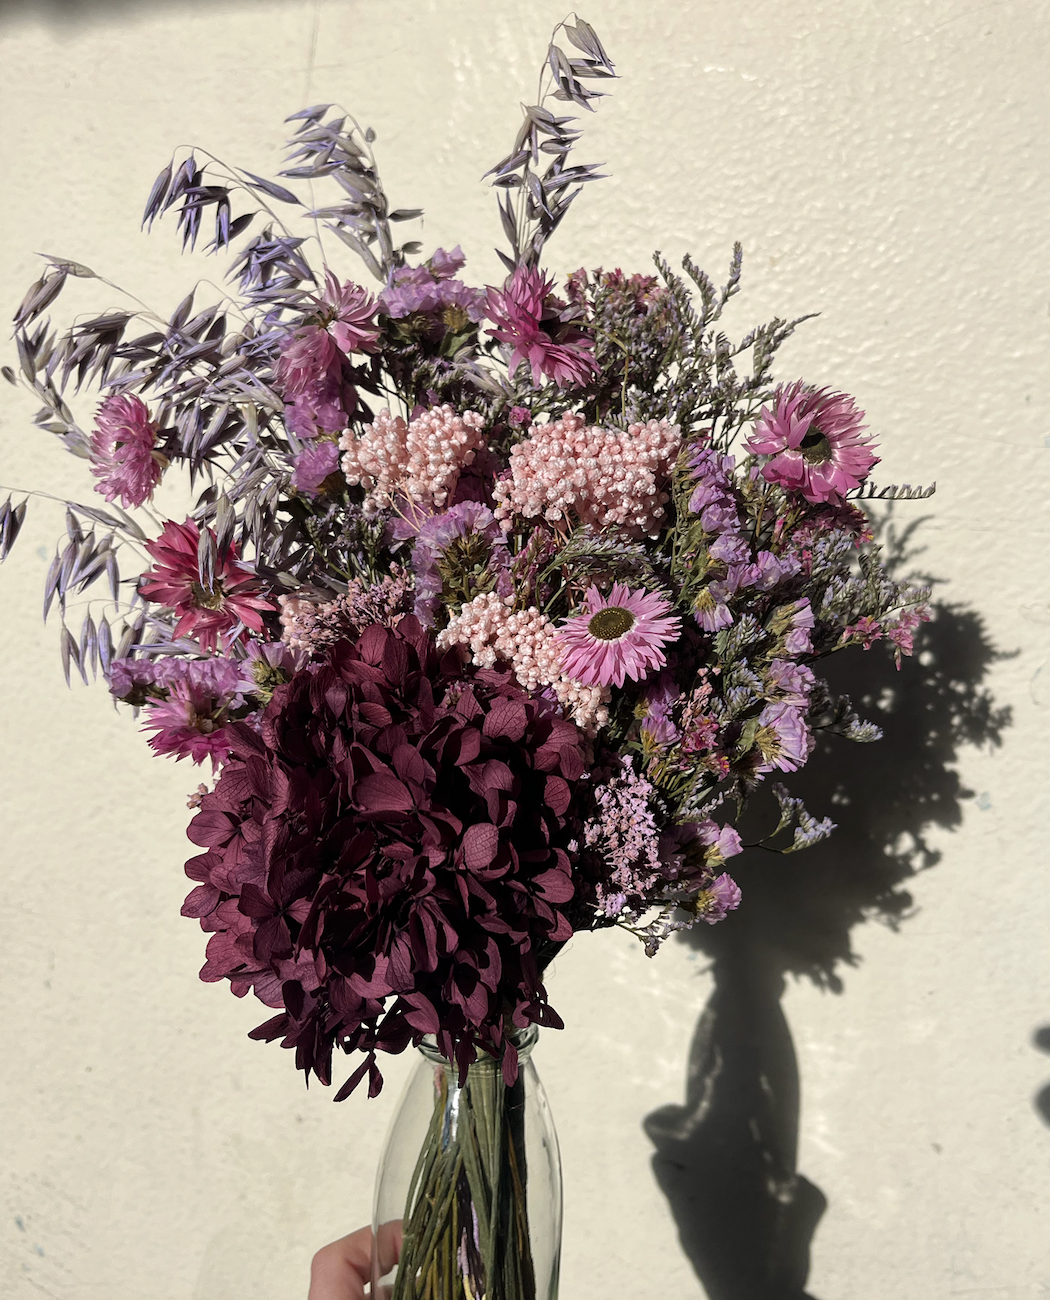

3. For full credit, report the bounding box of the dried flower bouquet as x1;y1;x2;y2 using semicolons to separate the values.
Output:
1;16;933;1299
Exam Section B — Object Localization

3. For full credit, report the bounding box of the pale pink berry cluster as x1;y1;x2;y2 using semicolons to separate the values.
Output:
339;404;485;515
492;412;682;538
436;592;609;733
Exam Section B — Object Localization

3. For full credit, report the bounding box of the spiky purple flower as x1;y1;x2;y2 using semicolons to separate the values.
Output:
90;394;165;508
485;266;598;388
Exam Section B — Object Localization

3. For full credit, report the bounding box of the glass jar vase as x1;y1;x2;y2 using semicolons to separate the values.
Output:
371;1026;562;1300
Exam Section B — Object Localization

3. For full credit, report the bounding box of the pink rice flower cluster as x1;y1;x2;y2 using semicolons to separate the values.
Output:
492;412;681;538
90;394;165;508
139;519;274;654
278;568;414;655
582;762;664;919
747;381;879;504
556;583;681;688
339;405;486;517
436;591;609;733
485;265;598;388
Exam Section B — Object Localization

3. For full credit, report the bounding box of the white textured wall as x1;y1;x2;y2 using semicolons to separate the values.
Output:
1;2;1048;1297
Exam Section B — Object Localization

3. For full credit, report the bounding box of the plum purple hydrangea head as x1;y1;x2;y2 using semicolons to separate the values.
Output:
182;617;591;1094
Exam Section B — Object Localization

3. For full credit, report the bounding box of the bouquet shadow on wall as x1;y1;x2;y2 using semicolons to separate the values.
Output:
644;518;1012;1300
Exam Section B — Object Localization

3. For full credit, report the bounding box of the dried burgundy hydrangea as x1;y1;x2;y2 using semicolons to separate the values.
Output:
182;617;589;1096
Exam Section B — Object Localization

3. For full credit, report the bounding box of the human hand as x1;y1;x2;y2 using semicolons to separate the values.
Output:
308;1223;402;1300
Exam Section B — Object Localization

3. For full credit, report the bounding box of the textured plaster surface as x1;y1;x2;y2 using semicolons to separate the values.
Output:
1;1;1048;1297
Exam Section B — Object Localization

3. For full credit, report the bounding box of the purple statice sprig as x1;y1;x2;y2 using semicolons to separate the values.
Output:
747;782;837;855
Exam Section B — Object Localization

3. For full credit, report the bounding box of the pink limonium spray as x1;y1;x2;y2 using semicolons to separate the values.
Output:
90;394;166;508
485;265;598;388
747;381;879;504
556;582;681;689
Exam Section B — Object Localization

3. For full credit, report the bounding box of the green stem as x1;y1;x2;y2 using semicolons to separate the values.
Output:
391;1056;537;1300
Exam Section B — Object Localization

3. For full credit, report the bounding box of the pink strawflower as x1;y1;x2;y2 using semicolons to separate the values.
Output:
485;266;598;388
339;404;486;517
492;411;681;539
139;519;275;654
556;583;681;689
318;270;381;355
747;382;879;504
90;394;165;508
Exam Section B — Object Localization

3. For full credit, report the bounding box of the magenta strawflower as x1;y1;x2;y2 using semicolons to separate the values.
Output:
747;381;879;504
139;519;275;653
485;265;598;388
556;583;681;688
90;394;165;508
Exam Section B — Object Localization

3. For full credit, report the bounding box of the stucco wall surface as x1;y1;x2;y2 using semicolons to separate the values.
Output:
0;1;1048;1297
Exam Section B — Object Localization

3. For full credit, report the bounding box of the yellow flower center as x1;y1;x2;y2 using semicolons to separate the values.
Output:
190;580;226;611
587;606;636;641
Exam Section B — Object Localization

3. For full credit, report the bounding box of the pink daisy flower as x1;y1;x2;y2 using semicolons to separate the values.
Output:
556;583;681;688
90;394;166;508
139;518;275;653
485;265;598;389
747;382;879;504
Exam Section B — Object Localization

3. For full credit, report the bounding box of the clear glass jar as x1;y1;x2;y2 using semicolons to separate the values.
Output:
371;1026;562;1300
